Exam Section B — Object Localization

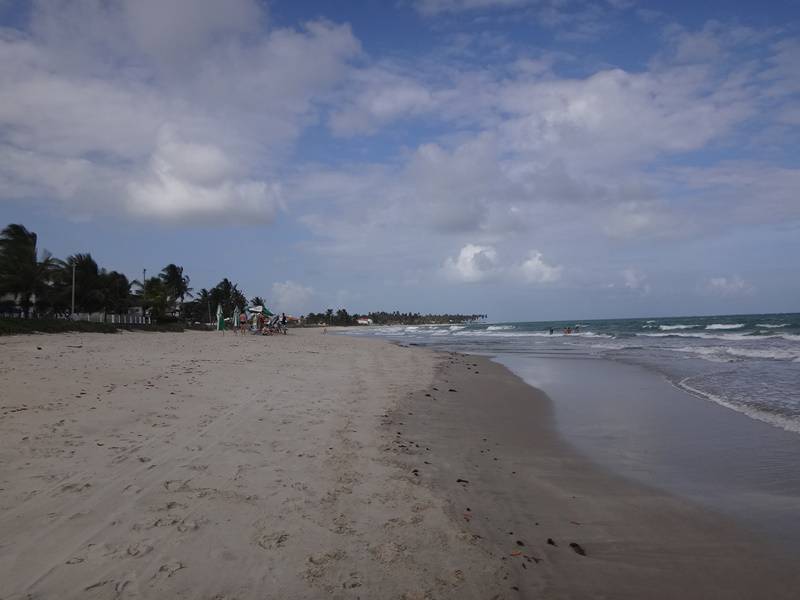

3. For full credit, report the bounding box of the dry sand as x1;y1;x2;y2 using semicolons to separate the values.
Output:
0;329;797;599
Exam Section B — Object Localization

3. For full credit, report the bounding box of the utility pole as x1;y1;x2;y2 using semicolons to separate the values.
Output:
71;262;76;319
142;268;147;310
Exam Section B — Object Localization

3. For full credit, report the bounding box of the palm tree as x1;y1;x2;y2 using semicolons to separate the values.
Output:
195;288;213;324
141;277;169;319
56;253;104;314
159;264;192;310
250;296;265;307
209;278;246;316
99;270;131;316
0;224;58;317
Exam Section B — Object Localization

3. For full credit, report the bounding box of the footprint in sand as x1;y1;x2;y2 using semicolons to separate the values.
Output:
304;550;345;581
59;482;92;494
126;541;154;557
371;542;406;564
255;530;290;550
153;561;186;579
341;572;363;590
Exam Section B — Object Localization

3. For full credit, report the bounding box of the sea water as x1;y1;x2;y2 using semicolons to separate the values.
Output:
346;313;800;434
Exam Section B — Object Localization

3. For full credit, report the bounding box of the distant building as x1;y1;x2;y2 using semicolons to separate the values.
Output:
356;317;373;325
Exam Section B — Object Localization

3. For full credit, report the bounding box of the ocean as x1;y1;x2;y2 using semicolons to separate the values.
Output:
346;312;800;435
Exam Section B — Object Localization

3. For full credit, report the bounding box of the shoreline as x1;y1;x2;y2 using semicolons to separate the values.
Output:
390;346;800;598
494;351;800;552
1;330;797;598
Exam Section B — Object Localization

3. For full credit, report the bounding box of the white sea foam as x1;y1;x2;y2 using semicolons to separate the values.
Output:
486;325;514;331
637;332;756;341
449;325;466;331
667;346;731;363
659;324;697;331
706;323;744;330
590;342;632;350
757;323;789;328
668;345;799;362
677;378;800;435
724;347;800;361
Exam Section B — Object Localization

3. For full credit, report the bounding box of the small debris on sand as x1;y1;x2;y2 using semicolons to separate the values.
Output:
569;542;586;556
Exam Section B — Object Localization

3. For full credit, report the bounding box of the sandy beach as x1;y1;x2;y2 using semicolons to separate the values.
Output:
1;329;798;599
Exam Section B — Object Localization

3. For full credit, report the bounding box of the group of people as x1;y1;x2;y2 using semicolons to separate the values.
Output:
234;311;288;336
548;325;580;335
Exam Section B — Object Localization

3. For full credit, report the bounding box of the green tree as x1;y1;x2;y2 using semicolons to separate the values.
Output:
159;264;192;310
250;296;265;307
335;308;351;325
0;224;58;317
209;278;246;316
141;277;169;319
99;271;132;315
56;253;104;314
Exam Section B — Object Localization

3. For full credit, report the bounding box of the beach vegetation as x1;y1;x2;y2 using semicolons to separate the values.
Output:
140;277;171;319
0;222;233;328
181;281;247;324
160;263;193;305
0;318;185;336
0;224;59;318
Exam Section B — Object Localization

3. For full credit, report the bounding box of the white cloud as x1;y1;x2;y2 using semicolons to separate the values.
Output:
444;244;561;284
2;5;798;306
125;128;284;222
444;244;500;282
413;0;531;16
622;268;651;294
704;276;754;297
330;68;436;135
0;4;360;222
271;281;314;314
519;251;562;283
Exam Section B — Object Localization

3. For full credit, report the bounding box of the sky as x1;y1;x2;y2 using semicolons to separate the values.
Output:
1;0;798;321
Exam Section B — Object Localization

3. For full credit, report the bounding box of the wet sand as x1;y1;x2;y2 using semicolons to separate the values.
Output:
1;329;797;598
389;349;800;599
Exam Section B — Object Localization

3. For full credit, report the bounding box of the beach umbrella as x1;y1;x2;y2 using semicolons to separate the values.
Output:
233;306;240;329
216;304;225;331
263;307;274;317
